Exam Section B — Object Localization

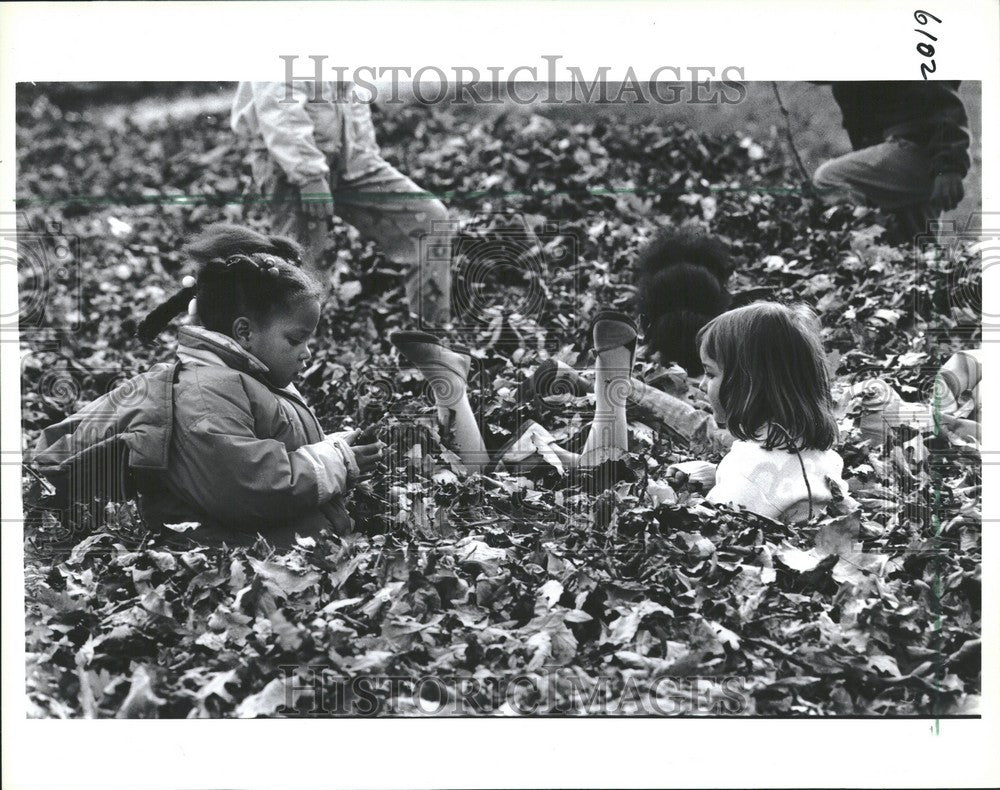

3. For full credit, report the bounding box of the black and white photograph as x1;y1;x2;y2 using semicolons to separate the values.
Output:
2;1;998;789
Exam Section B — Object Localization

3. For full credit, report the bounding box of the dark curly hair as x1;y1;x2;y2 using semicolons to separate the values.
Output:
633;228;734;375
137;224;322;343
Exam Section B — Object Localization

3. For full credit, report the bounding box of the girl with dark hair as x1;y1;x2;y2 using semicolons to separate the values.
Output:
529;228;745;454
633;228;734;375
34;224;383;546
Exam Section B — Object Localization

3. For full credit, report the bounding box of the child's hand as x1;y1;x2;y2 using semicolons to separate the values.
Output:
666;460;717;492
300;179;335;219
350;425;382;446
351;441;385;477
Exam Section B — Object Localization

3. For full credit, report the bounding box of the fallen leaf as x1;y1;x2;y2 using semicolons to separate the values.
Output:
163;521;201;533
249;558;321;598
604;601;674;645
116;666;166;719
235;677;296;719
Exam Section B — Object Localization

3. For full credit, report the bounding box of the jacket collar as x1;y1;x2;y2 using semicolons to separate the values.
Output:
177;325;271;377
175;325;309;402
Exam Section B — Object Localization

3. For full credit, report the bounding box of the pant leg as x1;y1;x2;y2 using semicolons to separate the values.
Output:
840;377;934;445
936;349;982;421
251;153;331;272
813;139;940;241
334;160;451;327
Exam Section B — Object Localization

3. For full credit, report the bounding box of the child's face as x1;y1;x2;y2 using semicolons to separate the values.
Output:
699;346;726;425
243;296;321;388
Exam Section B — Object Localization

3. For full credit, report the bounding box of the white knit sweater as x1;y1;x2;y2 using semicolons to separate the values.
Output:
706;440;849;522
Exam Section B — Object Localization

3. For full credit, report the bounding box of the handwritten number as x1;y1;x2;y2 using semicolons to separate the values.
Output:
915;11;941;79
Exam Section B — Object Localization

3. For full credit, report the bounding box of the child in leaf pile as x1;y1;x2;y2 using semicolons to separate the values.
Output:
528;229;744;456
231;81;452;326
397;300;856;524
32;225;973;538
513;229;979;518
32;224;384;547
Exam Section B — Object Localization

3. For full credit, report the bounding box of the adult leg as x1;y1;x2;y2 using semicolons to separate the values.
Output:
251;153;331;272
813;140;939;242
892;203;939;244
337;161;452;327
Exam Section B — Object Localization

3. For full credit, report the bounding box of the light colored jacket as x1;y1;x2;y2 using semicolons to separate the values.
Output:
34;325;359;546
231;81;381;188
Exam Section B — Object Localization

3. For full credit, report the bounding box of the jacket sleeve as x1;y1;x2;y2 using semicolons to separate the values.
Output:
629;380;733;453
249;82;332;187
173;378;357;526
926;82;971;177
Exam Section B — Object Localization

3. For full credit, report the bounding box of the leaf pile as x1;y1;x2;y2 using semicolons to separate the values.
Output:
18;89;980;716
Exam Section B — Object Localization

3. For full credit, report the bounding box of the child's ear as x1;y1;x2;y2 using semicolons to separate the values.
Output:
232;316;253;347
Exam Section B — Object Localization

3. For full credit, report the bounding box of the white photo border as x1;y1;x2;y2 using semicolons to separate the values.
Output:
1;1;997;788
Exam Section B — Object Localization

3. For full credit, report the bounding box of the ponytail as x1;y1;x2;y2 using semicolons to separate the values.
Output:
136;285;196;343
136;224;317;344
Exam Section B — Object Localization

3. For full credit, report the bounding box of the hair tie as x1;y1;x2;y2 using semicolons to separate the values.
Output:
179;274;198;316
224;253;282;277
260;254;282;277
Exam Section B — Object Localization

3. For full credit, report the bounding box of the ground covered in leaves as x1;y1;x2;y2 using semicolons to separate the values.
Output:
17;89;981;717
